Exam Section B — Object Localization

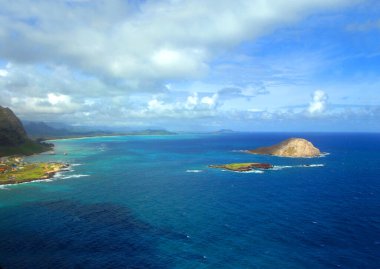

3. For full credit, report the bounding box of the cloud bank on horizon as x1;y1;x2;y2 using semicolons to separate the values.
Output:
0;0;379;131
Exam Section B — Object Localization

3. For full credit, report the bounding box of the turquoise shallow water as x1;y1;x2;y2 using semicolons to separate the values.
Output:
0;133;379;268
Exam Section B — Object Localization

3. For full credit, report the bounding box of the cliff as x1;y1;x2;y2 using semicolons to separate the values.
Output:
0;106;52;157
248;138;321;158
0;106;28;146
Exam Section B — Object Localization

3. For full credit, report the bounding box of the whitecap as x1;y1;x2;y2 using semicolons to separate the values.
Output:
0;178;54;189
318;152;330;157
28;178;53;183
71;163;83;167
272;165;293;170
239;170;264;174
61;174;90;179
53;172;64;178
302;164;324;168
273;164;324;170
186;169;203;173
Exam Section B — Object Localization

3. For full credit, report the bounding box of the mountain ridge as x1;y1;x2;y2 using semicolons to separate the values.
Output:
0;106;52;157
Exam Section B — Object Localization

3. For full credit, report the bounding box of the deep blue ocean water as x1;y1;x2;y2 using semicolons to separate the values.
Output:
0;133;379;268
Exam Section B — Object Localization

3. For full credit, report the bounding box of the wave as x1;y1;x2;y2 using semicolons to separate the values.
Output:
220;169;265;174
239;170;264;174
61;174;90;179
303;164;324;167
273;164;324;170
271;165;293;170
71;163;83;167
0;178;54;190
186;170;203;173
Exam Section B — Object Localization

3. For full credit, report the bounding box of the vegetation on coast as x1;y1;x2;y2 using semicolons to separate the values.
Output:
209;162;273;172
0;140;52;157
0;157;68;185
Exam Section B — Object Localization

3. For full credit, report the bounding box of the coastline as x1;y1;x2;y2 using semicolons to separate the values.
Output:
46;133;176;142
46;134;126;142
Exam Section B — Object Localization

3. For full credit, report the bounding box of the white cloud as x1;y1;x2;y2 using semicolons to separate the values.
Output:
1;0;375;130
0;0;358;83
185;93;199;109
201;94;218;108
143;92;219;118
0;69;8;77
308;90;328;115
9;92;80;115
47;93;72;106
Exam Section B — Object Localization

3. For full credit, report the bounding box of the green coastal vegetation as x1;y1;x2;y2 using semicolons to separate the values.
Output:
0;157;69;185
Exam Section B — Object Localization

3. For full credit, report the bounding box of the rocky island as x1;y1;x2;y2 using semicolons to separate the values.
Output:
247;138;321;158
209;162;273;172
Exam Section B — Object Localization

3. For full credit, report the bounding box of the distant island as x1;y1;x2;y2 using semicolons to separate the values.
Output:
247;138;321;158
210;162;273;172
210;129;236;134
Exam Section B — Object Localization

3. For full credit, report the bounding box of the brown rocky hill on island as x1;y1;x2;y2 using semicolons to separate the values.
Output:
248;138;321;158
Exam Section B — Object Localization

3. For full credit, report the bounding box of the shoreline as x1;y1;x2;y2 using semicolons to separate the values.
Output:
46;133;176;142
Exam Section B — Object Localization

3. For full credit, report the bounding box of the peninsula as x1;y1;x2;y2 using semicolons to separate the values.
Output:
0;106;69;185
247;138;321;158
0;157;69;185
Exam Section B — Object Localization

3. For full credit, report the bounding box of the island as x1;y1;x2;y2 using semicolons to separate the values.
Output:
0;157;69;185
247;138;321;158
209;162;273;172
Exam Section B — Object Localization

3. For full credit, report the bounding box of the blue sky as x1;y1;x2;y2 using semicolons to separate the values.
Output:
0;0;379;132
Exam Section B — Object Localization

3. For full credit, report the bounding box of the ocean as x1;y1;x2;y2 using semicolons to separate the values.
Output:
0;133;379;268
